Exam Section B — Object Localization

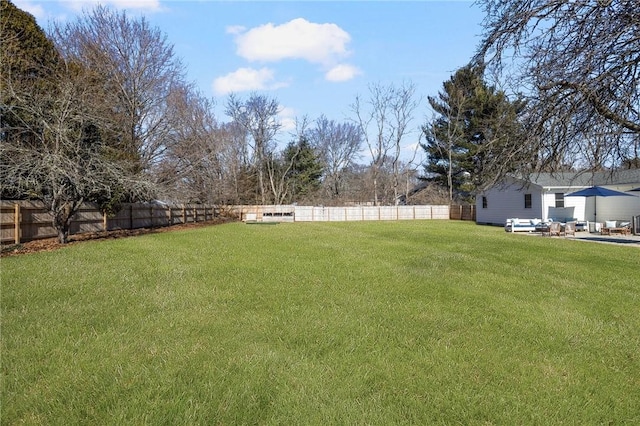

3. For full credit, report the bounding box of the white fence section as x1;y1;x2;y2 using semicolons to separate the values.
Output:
244;205;450;222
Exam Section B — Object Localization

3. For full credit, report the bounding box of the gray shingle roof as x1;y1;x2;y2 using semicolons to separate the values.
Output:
528;169;640;188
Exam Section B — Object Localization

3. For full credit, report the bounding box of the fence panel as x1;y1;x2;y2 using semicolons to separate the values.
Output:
449;204;476;221
1;201;218;244
260;205;453;222
345;207;362;221
0;203;17;243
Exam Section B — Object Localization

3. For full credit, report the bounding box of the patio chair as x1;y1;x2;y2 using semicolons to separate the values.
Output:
549;221;562;237
564;221;576;237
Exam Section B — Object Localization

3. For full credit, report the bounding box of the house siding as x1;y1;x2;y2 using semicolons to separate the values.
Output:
476;179;543;225
542;191;586;221
477;170;640;227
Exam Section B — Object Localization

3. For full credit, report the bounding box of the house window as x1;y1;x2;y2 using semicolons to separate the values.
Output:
524;194;532;208
555;193;564;208
482;196;488;209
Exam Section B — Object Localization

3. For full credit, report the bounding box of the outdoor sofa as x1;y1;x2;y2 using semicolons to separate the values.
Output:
505;217;588;233
601;220;631;235
504;218;542;232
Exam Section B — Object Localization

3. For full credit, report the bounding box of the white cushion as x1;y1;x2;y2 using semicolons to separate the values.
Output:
605;220;617;228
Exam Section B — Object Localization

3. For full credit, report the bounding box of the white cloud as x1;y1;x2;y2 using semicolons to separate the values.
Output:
225;25;246;35
213;67;288;95
325;64;361;82
13;0;45;19
233;18;351;66
278;106;297;133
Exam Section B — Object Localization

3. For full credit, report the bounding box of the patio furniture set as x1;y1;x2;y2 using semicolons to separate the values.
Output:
505;218;632;236
504;218;587;234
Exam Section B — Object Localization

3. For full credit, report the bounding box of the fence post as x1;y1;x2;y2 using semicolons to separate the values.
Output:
14;203;20;244
150;205;154;228
103;211;108;232
129;204;134;230
182;204;186;224
168;205;172;226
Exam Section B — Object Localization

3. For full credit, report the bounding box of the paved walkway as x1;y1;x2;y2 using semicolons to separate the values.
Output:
550;231;640;247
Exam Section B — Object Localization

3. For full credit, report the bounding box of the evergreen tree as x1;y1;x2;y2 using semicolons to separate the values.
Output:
421;65;528;201
1;0;60;154
0;0;60;82
283;137;323;203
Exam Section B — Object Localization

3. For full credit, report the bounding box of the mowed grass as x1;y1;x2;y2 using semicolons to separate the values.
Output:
2;221;639;425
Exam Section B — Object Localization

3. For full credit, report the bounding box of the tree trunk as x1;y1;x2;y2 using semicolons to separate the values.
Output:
373;173;379;206
56;223;70;244
53;209;72;244
52;200;80;244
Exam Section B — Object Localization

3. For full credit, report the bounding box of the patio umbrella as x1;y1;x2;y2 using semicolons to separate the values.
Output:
565;186;636;222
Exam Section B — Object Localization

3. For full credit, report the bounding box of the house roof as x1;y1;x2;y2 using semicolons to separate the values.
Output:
527;169;640;188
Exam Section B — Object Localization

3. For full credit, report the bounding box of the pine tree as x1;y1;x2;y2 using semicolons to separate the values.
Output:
421;65;527;201
283;137;323;203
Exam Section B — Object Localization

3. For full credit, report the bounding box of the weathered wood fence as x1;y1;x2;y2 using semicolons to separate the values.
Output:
1;201;476;244
1;201;219;244
449;204;476;221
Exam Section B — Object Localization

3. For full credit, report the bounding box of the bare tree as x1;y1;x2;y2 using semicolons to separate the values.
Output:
1;60;152;243
154;85;223;203
225;93;282;204
476;0;640;170
217;121;255;204
389;82;420;204
265;116;310;205
50;5;186;174
351;81;419;205
400;135;423;205
309;115;362;199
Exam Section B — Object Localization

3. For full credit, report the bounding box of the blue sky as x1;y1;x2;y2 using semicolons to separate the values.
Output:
16;0;485;160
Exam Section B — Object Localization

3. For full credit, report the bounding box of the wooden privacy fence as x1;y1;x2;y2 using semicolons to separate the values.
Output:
449;204;476;221
1;201;219;244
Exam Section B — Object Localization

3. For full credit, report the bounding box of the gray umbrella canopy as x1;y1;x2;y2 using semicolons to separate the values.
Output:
629;187;640;192
566;186;636;221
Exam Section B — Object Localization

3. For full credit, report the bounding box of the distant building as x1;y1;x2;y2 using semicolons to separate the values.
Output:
476;170;640;226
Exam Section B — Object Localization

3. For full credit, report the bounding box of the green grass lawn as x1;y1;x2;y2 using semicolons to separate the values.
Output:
2;221;639;425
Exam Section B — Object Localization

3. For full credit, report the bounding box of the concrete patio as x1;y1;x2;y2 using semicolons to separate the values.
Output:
537;231;640;247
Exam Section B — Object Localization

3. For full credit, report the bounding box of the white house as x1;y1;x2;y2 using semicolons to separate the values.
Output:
476;170;640;228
